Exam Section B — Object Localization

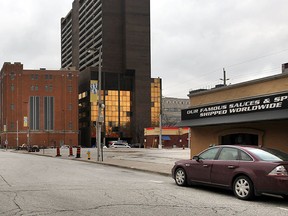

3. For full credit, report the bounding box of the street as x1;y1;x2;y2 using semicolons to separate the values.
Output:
0;151;287;216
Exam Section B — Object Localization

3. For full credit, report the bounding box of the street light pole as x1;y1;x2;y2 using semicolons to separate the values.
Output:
97;47;103;162
88;46;103;162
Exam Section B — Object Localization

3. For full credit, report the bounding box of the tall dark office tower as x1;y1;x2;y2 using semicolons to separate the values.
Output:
61;0;155;146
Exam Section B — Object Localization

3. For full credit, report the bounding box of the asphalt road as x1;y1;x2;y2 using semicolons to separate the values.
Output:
0;150;288;216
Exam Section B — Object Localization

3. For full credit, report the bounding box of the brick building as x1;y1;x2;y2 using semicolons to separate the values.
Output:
0;62;79;148
144;127;190;148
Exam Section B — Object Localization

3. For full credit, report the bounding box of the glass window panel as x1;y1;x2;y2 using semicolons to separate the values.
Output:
44;96;54;130
30;96;40;130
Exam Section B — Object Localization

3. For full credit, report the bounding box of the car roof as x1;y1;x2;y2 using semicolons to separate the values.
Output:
215;145;260;149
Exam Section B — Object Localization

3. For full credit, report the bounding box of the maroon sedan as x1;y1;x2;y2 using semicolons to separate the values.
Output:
172;145;288;200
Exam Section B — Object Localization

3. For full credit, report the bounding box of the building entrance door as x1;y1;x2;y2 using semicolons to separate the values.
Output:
221;133;258;145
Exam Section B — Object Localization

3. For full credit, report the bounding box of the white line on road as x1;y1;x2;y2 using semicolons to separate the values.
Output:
149;180;163;184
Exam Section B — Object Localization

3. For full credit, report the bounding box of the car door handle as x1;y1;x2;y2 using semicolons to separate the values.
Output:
203;164;209;168
227;165;235;169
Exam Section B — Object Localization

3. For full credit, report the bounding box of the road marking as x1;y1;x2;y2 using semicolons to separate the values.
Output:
149;180;163;184
278;207;288;211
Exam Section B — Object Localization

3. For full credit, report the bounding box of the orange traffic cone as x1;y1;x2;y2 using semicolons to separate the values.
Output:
69;146;74;156
56;147;61;157
76;146;81;158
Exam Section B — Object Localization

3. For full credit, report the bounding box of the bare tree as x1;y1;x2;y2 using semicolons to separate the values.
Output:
162;113;178;127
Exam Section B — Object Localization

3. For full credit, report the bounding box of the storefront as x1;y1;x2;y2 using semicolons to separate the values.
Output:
144;127;190;148
178;72;288;158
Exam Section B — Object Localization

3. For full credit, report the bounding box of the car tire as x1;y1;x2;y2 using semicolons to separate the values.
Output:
174;168;187;186
233;176;254;200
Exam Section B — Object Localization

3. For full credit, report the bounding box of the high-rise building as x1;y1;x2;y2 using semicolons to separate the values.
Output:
61;0;155;146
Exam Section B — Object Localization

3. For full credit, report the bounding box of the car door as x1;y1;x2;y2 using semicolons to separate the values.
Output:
188;147;219;183
210;147;239;187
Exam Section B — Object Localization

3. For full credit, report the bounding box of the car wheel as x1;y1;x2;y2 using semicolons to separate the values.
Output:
174;168;187;186
233;176;254;200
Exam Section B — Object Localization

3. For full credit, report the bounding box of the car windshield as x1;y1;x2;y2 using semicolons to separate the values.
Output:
248;148;288;161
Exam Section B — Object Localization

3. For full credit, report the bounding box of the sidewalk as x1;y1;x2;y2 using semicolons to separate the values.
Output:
20;147;191;176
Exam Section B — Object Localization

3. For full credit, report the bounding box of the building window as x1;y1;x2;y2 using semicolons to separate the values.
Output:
11;84;14;92
31;74;39;80
29;96;40;130
45;85;53;92
10;72;15;80
68;104;72;111
69;122;72;130
30;85;39;91
44;96;54;130
11;104;14;110
68;73;72;80
68;85;72;92
45;74;53;80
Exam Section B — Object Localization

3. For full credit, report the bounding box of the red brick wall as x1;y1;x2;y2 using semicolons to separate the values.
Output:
0;62;79;148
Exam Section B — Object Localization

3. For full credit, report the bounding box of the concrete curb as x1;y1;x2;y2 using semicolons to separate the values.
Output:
11;150;172;177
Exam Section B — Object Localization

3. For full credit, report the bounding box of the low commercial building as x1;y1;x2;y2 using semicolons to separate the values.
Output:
179;65;288;157
144;127;190;148
0;62;79;148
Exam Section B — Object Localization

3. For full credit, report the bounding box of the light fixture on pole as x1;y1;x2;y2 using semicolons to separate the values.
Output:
88;46;104;161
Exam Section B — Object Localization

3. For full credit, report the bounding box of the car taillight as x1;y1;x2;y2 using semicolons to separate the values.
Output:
268;165;288;176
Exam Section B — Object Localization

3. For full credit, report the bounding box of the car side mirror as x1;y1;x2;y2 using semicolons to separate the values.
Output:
193;155;200;162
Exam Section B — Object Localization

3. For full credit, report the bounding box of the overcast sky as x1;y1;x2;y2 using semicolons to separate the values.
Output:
1;0;288;98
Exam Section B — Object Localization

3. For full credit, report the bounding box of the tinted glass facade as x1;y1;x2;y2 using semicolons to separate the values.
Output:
64;0;154;146
151;78;161;127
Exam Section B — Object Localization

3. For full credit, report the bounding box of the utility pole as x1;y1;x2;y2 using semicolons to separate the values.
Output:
16;120;19;149
97;46;103;162
220;68;229;86
158;78;162;149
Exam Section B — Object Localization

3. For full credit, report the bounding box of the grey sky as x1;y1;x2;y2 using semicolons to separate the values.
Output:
1;0;288;98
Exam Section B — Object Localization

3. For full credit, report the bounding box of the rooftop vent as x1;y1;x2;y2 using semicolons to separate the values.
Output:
282;63;288;73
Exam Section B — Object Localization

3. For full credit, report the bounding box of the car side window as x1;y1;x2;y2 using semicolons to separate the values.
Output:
239;150;253;161
199;148;219;160
218;148;238;160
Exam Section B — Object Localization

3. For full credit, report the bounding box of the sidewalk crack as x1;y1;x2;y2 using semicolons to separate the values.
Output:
0;174;12;187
